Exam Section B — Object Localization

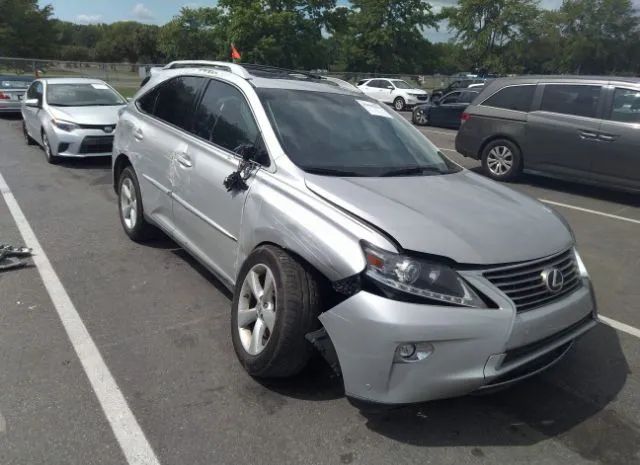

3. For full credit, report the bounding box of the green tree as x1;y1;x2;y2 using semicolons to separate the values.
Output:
335;0;437;73
95;22;162;63
442;0;540;73
0;0;55;57
158;7;228;61
556;0;639;73
219;0;335;69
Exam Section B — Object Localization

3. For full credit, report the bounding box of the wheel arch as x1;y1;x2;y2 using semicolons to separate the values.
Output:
113;153;132;192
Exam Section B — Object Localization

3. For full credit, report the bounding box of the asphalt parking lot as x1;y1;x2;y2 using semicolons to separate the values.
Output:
1;113;639;465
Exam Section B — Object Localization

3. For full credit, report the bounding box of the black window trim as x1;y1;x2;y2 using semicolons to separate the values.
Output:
604;85;640;125
189;77;271;167
440;91;463;105
135;74;272;167
535;82;606;121
479;83;536;112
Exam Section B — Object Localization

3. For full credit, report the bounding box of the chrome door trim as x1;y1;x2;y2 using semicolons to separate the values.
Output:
142;173;171;195
172;193;238;242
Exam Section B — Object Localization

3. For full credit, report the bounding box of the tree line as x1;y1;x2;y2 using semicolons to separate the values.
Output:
1;0;639;75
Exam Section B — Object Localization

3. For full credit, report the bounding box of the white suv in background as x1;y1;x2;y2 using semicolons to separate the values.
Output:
357;78;429;111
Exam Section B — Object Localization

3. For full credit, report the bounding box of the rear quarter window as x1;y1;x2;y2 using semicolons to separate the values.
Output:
481;85;535;112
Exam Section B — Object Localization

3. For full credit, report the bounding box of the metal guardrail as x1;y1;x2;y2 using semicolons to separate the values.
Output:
0;57;455;91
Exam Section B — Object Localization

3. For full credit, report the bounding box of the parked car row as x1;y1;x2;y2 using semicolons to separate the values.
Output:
15;63;597;408
455;76;640;192
356;78;429;110
0;76;33;114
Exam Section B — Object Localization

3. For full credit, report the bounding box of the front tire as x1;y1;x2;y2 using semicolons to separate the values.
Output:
394;97;406;111
117;166;157;242
481;139;523;182
41;131;59;164
231;246;321;378
412;108;429;126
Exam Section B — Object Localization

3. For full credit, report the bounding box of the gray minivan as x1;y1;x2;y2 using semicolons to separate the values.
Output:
455;76;640;192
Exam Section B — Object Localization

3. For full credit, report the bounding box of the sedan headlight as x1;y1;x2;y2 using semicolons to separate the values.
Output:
362;242;487;308
52;119;80;132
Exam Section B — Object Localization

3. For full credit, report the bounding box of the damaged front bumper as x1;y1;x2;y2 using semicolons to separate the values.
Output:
318;279;597;405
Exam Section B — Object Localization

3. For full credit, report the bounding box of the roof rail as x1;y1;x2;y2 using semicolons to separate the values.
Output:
237;63;323;80
163;60;251;79
320;76;362;93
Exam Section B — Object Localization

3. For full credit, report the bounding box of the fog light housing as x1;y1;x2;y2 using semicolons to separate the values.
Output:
394;342;434;363
398;343;416;359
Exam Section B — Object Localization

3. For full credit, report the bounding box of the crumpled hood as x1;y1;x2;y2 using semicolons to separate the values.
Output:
305;170;573;265
48;105;124;125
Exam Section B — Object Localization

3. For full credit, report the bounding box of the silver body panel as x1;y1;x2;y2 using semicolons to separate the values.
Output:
113;67;597;405
21;78;125;158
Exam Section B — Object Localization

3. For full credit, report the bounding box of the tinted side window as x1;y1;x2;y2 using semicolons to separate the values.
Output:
137;87;159;114
153;76;204;130
540;84;601;118
441;92;461;104
459;91;478;104
192;79;261;158
610;88;640;123
27;83;37;99
27;82;42;99
482;85;535;112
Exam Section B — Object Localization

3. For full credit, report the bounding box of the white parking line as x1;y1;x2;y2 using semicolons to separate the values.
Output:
540;199;640;225
599;316;640;339
439;148;459;153
0;172;160;465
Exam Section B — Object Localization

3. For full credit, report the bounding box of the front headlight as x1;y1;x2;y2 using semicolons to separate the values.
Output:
362;242;487;308
52;119;80;132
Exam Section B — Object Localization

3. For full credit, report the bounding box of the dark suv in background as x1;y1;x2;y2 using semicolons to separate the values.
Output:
455;76;640;192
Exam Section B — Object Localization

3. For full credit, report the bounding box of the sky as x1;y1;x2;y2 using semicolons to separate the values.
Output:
42;0;568;43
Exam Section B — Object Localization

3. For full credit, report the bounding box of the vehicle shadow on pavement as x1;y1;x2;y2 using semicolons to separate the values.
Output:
518;174;640;208
359;324;636;465
468;165;640;208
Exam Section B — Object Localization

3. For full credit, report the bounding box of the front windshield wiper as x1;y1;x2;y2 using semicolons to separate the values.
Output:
304;167;365;177
379;166;447;177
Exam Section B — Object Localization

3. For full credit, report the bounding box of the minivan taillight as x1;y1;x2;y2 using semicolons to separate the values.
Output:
461;112;471;124
0;92;10;100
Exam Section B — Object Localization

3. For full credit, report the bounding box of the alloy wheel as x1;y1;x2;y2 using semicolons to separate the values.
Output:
237;264;277;356
42;133;52;160
120;178;138;230
394;98;405;111
486;145;514;176
415;110;428;125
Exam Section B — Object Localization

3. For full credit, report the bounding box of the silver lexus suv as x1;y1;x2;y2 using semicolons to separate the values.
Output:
112;63;597;406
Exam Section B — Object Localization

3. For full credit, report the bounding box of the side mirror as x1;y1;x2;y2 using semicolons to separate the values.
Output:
24;98;40;108
386;86;394;90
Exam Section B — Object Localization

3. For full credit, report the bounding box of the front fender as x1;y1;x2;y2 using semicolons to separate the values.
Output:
236;173;397;283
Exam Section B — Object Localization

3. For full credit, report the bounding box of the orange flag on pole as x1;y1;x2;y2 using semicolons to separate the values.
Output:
231;44;241;60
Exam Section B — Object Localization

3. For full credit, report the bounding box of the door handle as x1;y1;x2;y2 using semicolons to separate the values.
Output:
598;133;617;142
578;130;598;140
175;152;193;168
134;128;144;141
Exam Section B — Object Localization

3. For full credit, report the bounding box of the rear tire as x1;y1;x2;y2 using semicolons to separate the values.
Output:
231;246;321;378
481;139;522;182
117;166;157;242
23;122;36;145
394;97;406;111
41;131;59;164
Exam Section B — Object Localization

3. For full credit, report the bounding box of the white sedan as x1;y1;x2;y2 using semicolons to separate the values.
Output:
357;78;429;111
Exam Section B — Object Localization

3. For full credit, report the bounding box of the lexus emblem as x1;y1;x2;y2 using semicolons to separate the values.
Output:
541;268;564;293
104;126;114;133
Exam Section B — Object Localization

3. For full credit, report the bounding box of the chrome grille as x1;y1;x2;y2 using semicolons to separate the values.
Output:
483;249;581;312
